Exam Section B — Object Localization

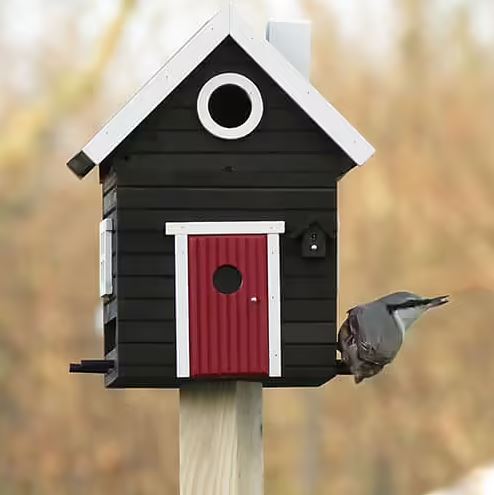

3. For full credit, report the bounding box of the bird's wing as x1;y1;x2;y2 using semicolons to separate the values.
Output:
349;304;404;365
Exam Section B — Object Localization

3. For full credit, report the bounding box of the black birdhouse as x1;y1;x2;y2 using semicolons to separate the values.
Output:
68;4;374;388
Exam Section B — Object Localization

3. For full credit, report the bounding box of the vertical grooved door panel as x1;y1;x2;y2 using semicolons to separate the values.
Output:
188;235;269;378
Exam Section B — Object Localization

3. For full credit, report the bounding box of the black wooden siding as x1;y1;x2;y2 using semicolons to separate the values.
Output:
100;38;349;388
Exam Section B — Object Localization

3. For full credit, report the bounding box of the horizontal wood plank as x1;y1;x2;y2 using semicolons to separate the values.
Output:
283;344;337;367
119;255;174;276
124;131;339;154
142;108;318;132
282;323;336;344
118;342;335;370
118;343;176;366
164;69;291;110
118;276;175;298
283;258;336;278
116;188;336;211
115;154;341;173
118;321;175;343
116;297;333;325
281;366;338;380
114;366;177;378
103;300;117;322
106;373;179;389
114;170;336;189
118;276;336;300
117;209;336;233
116;321;336;345
283;277;336;299
118;253;336;278
118;299;175;320
102;173;117;194
283;300;336;322
107;369;337;388
117;233;174;254
117;297;334;322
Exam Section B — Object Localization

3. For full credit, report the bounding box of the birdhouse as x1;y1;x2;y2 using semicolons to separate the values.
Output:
68;4;374;388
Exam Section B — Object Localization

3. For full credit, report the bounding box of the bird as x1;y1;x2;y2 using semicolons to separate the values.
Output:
338;292;449;384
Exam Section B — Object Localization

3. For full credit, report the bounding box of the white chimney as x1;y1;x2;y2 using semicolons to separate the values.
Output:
266;20;312;79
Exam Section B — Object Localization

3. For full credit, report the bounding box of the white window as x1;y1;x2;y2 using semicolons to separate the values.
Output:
197;73;264;140
99;219;113;297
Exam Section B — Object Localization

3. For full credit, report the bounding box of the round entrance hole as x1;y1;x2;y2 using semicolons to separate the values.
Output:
197;73;264;140
213;265;243;295
208;84;252;128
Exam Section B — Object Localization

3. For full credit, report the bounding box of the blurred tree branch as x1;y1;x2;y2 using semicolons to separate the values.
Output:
0;0;137;171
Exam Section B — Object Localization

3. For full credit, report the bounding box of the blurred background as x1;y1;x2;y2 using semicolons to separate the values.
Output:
0;0;493;494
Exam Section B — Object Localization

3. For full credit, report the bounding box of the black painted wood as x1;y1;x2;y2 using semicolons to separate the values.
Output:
283;344;336;367
282;323;336;344
117;252;336;278
117;275;335;300
105;373;339;389
116;169;336;189
118;343;175;366
102;172;117;194
283;277;335;299
118;299;175;321
283;300;336;322
117;233;174;254
124;131;340;154
117;297;335;324
118;277;175;298
116;210;336;233
142;108;318;131
118;321;175;343
116;320;336;346
119;254;174;276
115;188;336;211
103;300;117;323
281;366;338;379
115;154;342;173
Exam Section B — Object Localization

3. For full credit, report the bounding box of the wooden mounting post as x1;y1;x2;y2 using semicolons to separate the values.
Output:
180;381;263;495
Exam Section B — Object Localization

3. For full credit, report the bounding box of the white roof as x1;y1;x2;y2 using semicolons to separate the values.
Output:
69;3;375;177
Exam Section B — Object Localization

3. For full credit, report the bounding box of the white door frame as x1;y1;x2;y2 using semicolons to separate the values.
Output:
165;221;284;378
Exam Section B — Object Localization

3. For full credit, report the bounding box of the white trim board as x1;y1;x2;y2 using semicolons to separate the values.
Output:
99;218;113;297
174;234;190;378
168;221;283;379
166;221;285;236
267;233;282;377
67;4;375;178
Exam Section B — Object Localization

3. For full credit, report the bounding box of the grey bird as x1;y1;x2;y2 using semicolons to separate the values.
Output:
338;292;449;384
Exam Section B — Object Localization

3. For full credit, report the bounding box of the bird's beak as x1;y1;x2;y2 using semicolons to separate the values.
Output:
427;295;449;308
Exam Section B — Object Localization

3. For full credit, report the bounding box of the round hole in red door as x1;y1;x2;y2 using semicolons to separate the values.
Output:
213;265;243;295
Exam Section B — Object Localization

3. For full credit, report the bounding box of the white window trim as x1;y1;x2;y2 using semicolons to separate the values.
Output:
99;219;113;297
167;221;284;378
197;73;264;140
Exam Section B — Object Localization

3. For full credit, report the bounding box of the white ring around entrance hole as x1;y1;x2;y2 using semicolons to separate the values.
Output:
197;73;264;140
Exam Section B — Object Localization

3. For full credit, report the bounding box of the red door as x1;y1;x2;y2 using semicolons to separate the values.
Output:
188;235;269;378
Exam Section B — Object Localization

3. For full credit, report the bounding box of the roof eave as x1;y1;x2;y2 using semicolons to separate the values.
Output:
67;3;375;178
67;151;95;179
